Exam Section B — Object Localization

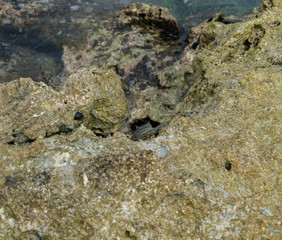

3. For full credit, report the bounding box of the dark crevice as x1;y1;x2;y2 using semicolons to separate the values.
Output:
243;39;251;51
7;125;73;145
191;39;200;50
225;160;232;171
6;133;36;145
125;230;137;240
92;128;107;138
26;139;36;144
6;139;36;145
11;0;20;10
222;19;242;24
94;133;107;138
130;117;160;131
45;125;73;138
5;175;18;188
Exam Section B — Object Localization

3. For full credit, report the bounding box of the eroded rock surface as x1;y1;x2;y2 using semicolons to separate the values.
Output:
118;2;180;36
0;0;281;239
0;68;127;143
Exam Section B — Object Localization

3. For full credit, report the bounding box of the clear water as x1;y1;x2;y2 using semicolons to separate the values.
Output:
0;0;261;86
119;0;262;21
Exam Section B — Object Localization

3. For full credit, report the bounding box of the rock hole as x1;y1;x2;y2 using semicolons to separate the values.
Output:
5;175;17;188
130;117;163;141
191;39;200;50
225;160;232;171
130;117;160;131
26;139;36;144
139;13;146;19
93;128;107;138
95;133;106;138
243;39;251;51
125;230;137;240
7;141;15;145
272;20;280;27
196;179;205;189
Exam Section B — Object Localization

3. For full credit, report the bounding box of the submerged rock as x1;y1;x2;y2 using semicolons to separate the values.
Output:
118;2;180;37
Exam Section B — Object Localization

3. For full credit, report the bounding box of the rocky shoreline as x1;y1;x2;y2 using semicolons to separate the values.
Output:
0;0;281;239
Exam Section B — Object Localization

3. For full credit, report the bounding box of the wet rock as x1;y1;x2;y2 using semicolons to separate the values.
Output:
0;0;125;88
0;39;63;88
130;12;234;125
184;15;227;53
61;3;183;129
118;2;180;37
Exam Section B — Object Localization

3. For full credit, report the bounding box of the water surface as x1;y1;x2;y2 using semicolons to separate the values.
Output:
0;0;261;86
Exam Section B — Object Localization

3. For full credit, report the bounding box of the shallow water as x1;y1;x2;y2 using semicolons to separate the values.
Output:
0;0;261;86
121;0;261;21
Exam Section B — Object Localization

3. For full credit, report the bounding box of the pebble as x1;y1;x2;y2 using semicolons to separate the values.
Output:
74;112;83;120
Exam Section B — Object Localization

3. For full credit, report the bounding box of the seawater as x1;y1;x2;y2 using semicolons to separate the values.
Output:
119;0;261;21
0;0;261;85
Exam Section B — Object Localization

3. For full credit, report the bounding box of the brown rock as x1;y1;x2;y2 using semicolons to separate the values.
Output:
0;68;127;143
118;2;180;37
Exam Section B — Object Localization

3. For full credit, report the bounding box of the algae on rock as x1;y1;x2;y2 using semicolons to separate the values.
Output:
0;68;127;144
0;0;281;239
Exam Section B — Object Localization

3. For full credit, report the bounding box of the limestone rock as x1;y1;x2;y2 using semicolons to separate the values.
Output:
0;68;127;144
0;1;281;239
64;68;127;136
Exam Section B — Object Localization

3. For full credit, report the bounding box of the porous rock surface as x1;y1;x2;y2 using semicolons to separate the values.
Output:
0;68;127;143
118;2;180;36
0;0;281;239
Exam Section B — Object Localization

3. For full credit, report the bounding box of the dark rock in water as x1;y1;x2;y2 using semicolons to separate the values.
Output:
118;3;180;37
74;112;83;120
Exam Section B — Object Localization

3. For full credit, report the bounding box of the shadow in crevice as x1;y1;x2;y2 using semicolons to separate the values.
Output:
130;117;161;131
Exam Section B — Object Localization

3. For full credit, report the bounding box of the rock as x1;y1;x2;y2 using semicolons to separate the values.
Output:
157;64;192;88
64;68;127;136
118;2;180;37
253;0;276;17
0;68;127;143
0;1;281;239
61;3;183;128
